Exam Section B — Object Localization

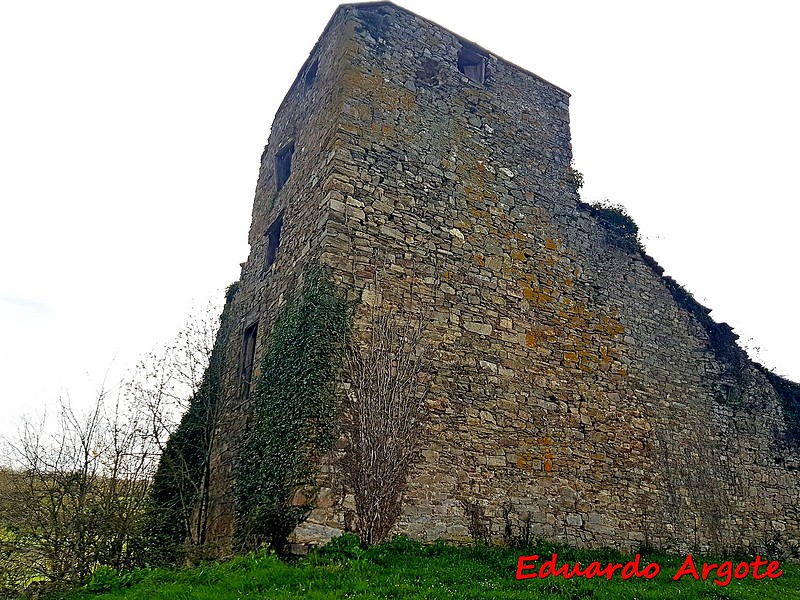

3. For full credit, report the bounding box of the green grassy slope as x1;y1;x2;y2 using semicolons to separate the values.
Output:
57;536;799;600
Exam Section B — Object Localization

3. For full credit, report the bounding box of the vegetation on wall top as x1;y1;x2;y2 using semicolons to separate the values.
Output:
580;199;799;445
565;162;585;191
583;200;642;254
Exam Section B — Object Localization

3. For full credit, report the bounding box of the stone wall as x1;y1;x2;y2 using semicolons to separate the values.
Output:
208;2;798;556
205;10;353;546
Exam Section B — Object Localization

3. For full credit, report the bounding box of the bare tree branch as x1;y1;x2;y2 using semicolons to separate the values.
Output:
341;280;434;545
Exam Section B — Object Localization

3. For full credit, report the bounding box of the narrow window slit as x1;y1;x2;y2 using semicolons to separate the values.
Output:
275;143;294;192
265;215;283;271
240;321;258;396
305;59;319;89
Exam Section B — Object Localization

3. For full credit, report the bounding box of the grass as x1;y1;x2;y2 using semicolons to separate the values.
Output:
50;536;799;600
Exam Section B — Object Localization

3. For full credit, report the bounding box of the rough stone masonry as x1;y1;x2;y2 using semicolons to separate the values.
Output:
205;1;799;556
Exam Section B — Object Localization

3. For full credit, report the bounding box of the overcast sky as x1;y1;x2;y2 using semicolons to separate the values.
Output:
1;0;798;436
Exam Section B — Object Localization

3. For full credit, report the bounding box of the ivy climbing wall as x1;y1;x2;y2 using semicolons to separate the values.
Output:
207;2;799;557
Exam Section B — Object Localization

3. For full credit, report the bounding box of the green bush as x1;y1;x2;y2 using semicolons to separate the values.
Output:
85;565;140;593
587;201;642;253
565;163;585;190
316;533;365;562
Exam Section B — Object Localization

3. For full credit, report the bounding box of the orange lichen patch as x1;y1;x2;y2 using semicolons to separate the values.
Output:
544;238;560;250
443;271;451;281
340;122;363;135
473;254;485;267
569;314;588;329
600;346;615;365
520;285;534;301
563;351;578;363
539;275;555;287
546;253;560;264
516;453;531;469
599;315;625;336
369;123;397;136
399;93;416;110
461;167;486;190
511;250;526;261
543;459;552;472
468;205;489;219
455;220;472;230
525;332;537;347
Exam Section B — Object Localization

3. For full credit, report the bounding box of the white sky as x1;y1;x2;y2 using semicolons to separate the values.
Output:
1;0;798;437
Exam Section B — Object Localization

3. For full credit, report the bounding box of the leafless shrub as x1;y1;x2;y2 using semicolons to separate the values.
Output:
0;302;224;589
341;303;432;545
461;500;490;545
501;501;534;548
126;301;220;457
0;390;155;590
126;301;227;557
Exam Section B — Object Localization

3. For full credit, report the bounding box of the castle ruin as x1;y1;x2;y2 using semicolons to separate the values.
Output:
203;2;799;556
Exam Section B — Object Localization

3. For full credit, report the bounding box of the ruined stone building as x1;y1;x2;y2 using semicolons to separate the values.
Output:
205;1;799;555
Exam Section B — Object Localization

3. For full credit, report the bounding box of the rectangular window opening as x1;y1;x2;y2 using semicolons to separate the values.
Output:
458;46;486;84
265;215;283;271
275;143;294;192
240;321;258;396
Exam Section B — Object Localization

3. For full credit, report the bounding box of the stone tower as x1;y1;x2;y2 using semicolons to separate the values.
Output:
206;1;799;555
